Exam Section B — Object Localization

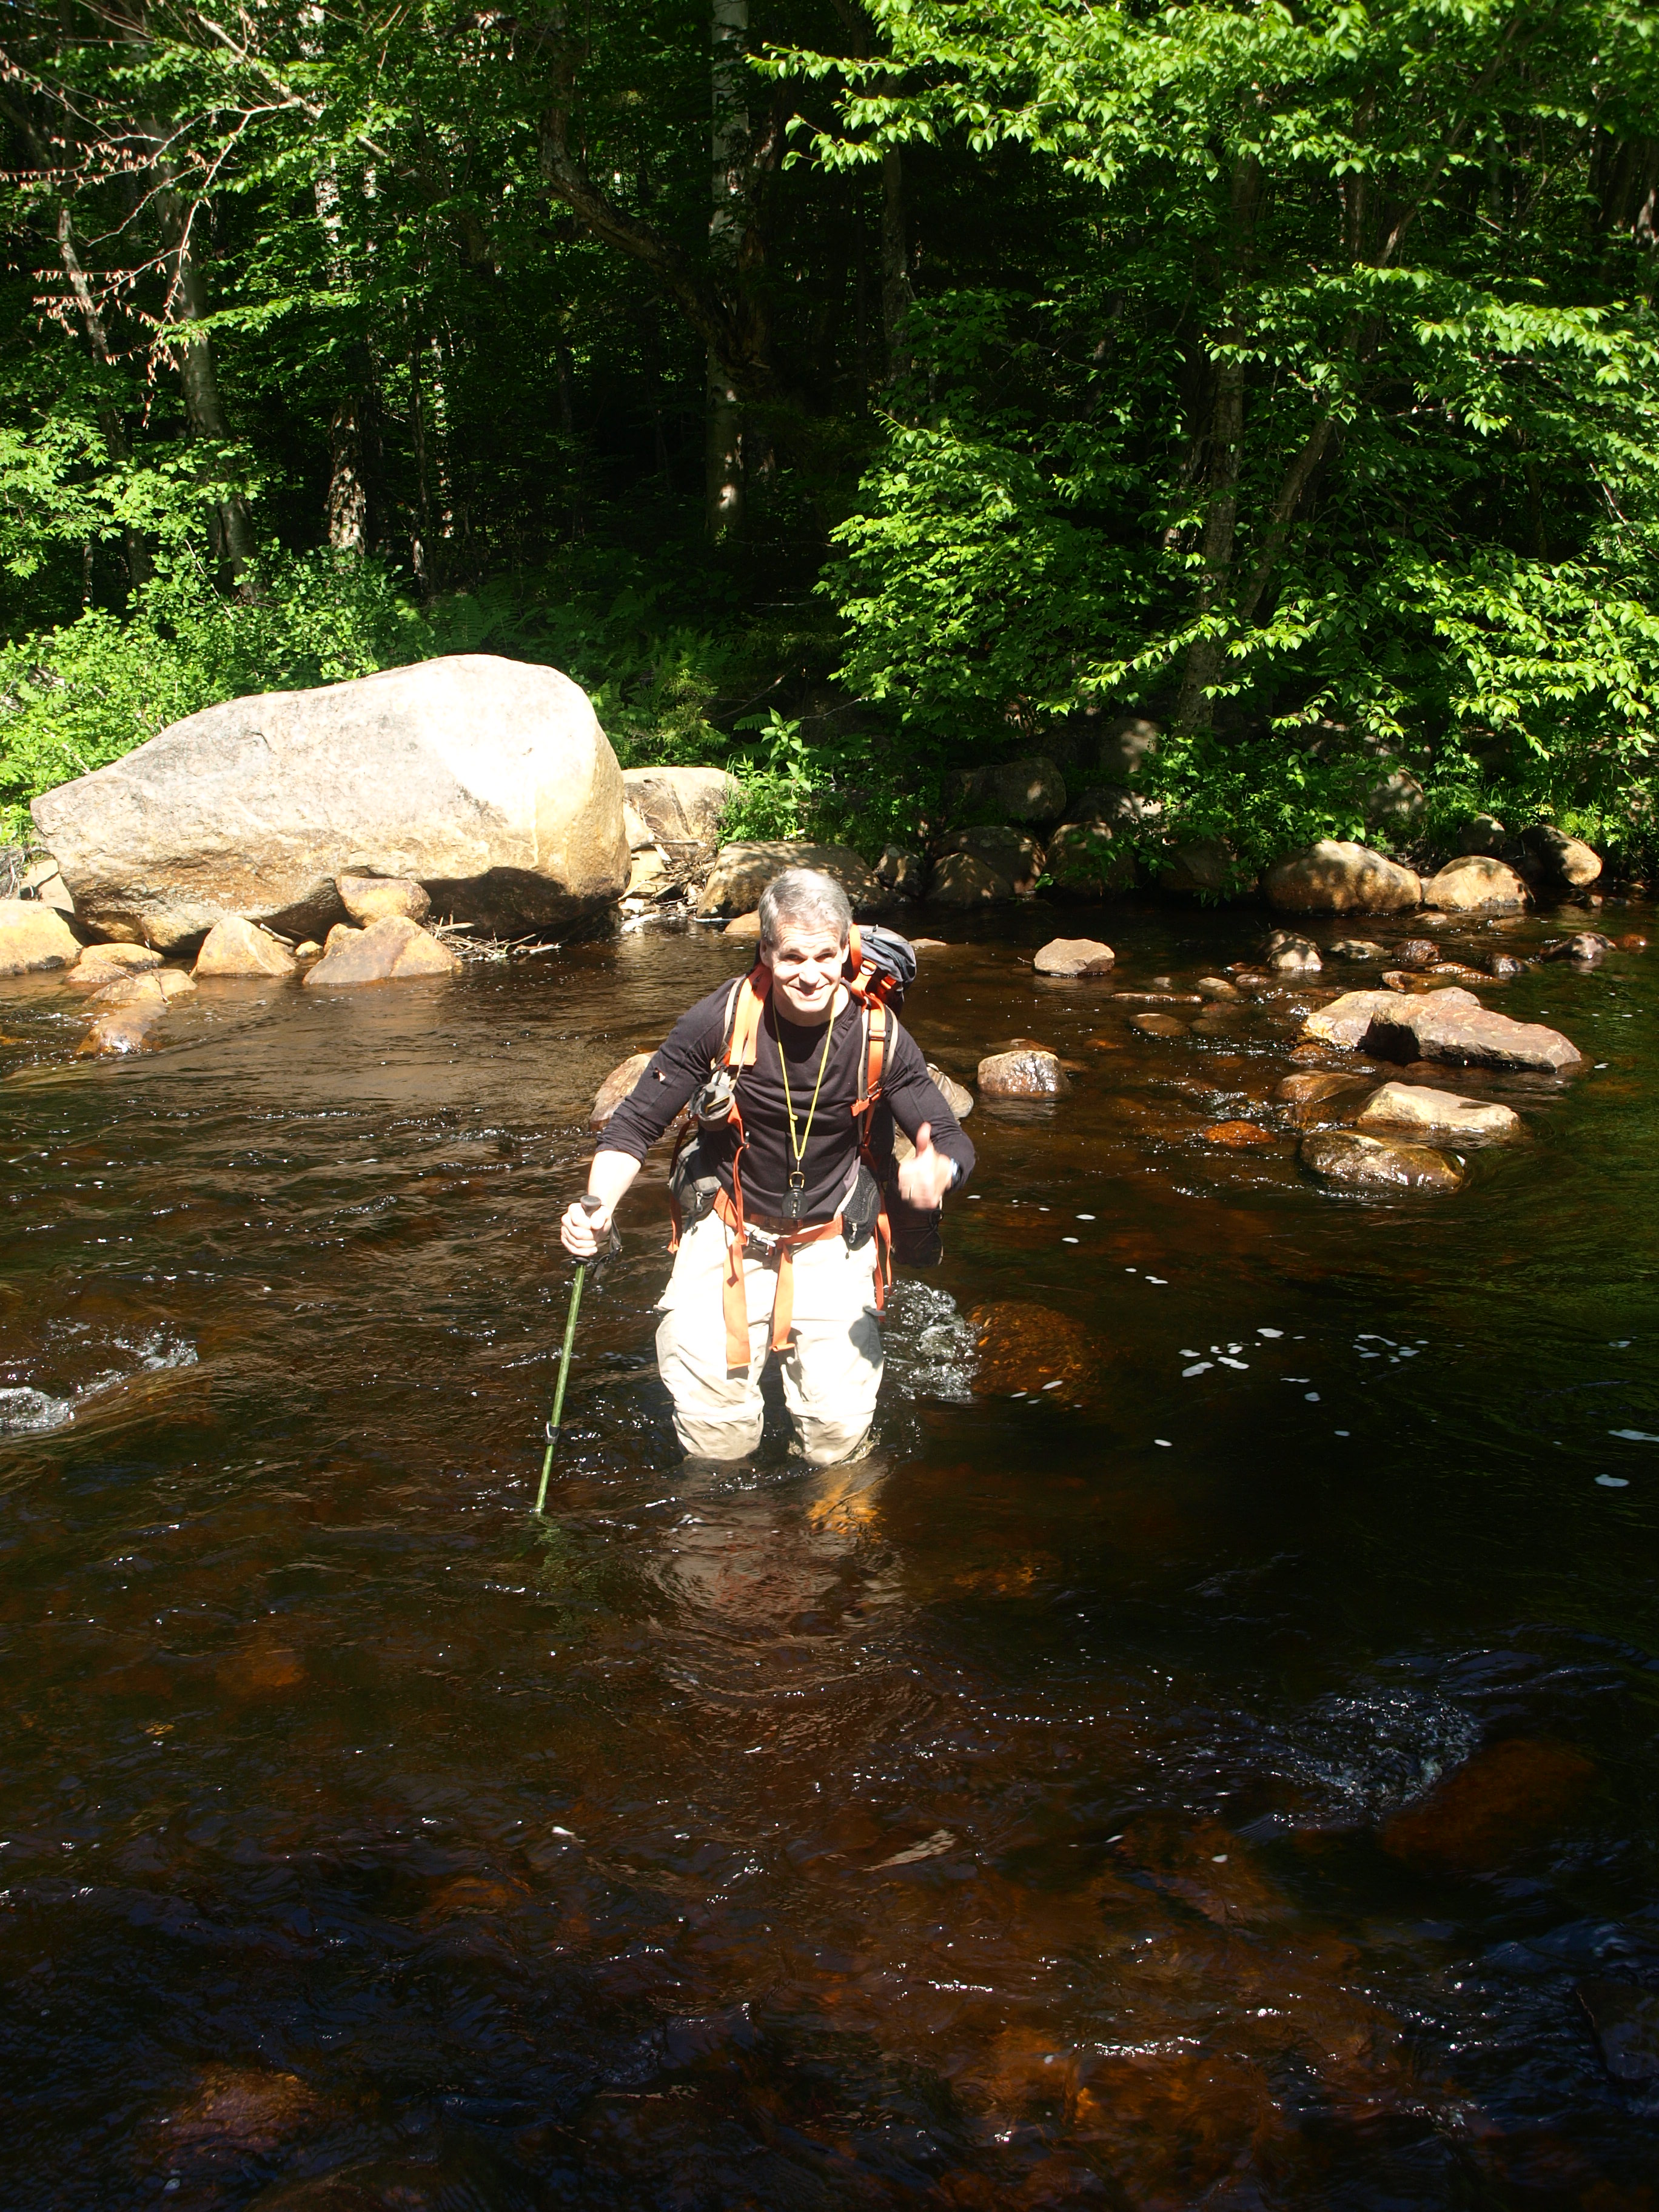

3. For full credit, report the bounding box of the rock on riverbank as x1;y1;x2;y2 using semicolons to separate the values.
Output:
31;654;628;951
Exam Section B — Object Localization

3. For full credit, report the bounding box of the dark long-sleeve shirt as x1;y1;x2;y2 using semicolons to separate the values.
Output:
601;979;974;1221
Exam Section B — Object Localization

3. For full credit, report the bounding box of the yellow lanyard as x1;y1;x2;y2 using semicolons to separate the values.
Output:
776;999;839;1215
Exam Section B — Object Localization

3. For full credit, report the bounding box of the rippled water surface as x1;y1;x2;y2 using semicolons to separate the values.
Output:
4;897;1658;2210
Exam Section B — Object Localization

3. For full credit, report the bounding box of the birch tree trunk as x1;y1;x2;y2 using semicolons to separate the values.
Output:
314;169;368;551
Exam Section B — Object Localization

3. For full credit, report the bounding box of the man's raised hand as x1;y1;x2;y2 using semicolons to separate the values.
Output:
897;1122;956;1210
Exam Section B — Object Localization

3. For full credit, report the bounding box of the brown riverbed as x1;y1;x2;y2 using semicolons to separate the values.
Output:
2;894;1658;2210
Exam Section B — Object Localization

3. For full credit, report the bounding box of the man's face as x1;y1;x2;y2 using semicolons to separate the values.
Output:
762;919;847;1025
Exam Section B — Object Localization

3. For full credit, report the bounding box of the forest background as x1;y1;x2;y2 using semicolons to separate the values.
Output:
2;0;1657;881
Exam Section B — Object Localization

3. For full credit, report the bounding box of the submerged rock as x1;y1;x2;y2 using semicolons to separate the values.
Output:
195;916;298;979
1131;1011;1188;1037
338;873;431;925
1382;1737;1594;1869
301;915;461;988
700;839;881;916
1329;938;1387;962
1300;1130;1466;1193
977;1047;1068;1098
65;942;162;990
90;968;195;1008
1487;953;1529;979
1578;1979;1659;2090
1541;930;1612;966
1264;840;1421;914
1202;1120;1273;1148
1034;936;1115;976
1195;974;1239;999
971;1300;1094;1396
0;897;78;976
32;653;628;948
1423;856;1529;912
1363;992;1585;1075
1356;1082;1523;1143
1275;1070;1358;1110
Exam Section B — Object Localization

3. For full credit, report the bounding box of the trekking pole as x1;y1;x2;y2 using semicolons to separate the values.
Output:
535;1196;602;1515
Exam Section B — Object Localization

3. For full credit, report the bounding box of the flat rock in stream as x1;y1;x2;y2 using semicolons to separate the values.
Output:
1131;1011;1189;1038
1300;988;1403;1048
90;968;194;1008
1356;1082;1524;1143
1275;1070;1362;1118
1362;992;1585;1074
1299;1130;1465;1193
1382;1737;1594;1870
301;915;461;988
0;898;79;976
1329;938;1387;962
971;1301;1094;1396
1033;936;1115;976
1202;1120;1273;1148
977;1047;1068;1098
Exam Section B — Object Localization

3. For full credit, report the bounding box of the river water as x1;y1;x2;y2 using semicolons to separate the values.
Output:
2;897;1657;2210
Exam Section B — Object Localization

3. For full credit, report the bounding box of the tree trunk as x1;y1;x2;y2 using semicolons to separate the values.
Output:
880;149;913;385
313;169;372;549
706;0;748;536
155;183;256;579
1174;347;1245;731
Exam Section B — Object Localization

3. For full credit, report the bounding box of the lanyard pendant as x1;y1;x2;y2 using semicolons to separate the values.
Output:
784;1172;806;1221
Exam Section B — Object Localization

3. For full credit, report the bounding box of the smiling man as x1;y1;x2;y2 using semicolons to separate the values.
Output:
561;868;974;1465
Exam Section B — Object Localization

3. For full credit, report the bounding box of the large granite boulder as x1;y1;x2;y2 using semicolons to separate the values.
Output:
30;654;628;951
697;840;882;916
1423;856;1528;912
1264;840;1421;914
0;898;79;976
622;766;739;861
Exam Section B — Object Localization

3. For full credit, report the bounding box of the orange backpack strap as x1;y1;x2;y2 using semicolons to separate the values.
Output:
724;967;769;1070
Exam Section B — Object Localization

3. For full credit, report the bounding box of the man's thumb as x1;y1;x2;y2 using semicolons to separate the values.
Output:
914;1121;933;1153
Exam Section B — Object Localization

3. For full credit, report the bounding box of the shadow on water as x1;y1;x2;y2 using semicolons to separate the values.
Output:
2;900;1658;2208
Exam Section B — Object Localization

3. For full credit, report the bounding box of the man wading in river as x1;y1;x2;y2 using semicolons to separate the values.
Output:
561;869;975;1464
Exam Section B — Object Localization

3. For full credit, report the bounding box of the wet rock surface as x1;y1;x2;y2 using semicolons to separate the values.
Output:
1356;1081;1524;1142
591;1052;652;1128
301;915;462;988
195;915;300;979
1302;988;1401;1048
977;1045;1069;1096
1382;1738;1595;1869
65;942;162;990
1300;1128;1466;1191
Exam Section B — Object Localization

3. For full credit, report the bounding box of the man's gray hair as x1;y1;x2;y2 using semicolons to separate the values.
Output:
759;868;853;951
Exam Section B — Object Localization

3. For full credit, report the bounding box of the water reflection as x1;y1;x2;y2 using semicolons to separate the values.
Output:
2;902;1658;2207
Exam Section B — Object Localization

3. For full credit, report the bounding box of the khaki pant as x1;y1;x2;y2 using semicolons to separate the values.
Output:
655;1210;883;1466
